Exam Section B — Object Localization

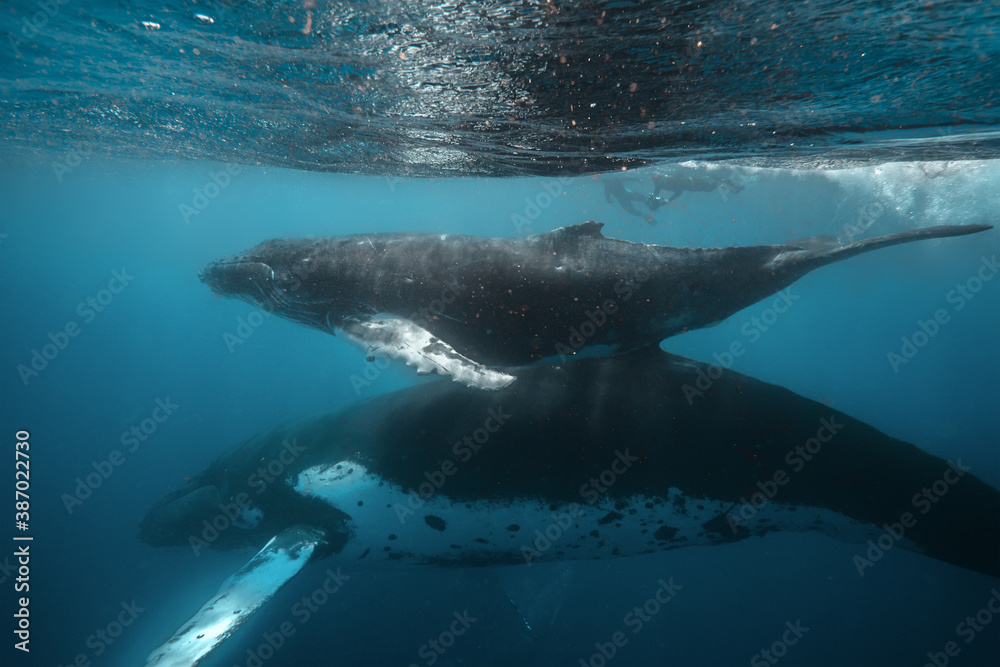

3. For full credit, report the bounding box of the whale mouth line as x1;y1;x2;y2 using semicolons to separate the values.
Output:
199;259;274;283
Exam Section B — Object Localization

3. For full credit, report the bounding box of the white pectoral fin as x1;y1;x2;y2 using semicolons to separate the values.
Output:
145;526;325;667
339;316;516;390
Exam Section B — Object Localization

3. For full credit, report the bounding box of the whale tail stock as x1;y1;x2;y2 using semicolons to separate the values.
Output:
770;223;993;273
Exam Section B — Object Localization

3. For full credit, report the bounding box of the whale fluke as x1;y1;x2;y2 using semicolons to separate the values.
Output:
770;223;994;272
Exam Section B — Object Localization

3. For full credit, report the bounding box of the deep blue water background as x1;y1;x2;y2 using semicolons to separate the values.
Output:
0;156;998;667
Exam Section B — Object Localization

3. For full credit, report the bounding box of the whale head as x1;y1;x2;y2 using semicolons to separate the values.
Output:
200;257;276;303
140;413;356;556
200;239;339;326
140;466;350;555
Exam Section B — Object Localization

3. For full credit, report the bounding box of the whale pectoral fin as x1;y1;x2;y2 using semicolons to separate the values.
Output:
338;316;516;390
145;525;325;667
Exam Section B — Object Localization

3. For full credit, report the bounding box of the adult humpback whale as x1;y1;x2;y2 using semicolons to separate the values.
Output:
200;222;991;388
140;349;999;666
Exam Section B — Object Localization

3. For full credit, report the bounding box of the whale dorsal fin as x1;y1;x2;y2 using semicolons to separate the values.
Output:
546;221;606;238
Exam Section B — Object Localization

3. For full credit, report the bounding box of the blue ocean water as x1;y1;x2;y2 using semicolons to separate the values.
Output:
1;157;998;667
2;1;1000;666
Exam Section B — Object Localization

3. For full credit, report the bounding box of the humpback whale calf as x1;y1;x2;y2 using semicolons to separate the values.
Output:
141;349;999;665
200;222;991;388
